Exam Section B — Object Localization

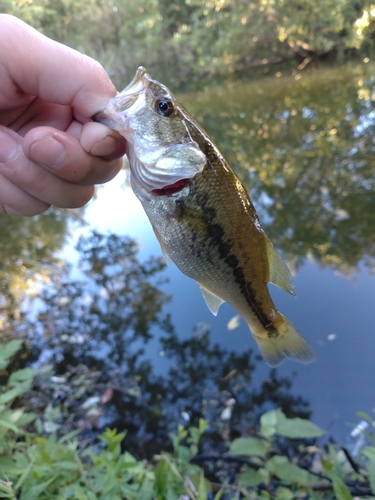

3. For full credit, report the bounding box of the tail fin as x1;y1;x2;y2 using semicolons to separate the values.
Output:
252;314;315;367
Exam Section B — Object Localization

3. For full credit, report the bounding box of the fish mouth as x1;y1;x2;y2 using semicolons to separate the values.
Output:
92;66;149;128
122;66;149;92
91;109;110;125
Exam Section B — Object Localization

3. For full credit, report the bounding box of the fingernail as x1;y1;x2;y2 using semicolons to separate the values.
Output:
0;129;19;163
4;204;22;216
29;136;66;169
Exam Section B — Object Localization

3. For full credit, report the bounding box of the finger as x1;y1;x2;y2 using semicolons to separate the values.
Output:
0;127;95;208
11;98;72;135
0;172;50;216
0;15;116;118
23;126;124;185
80;122;127;160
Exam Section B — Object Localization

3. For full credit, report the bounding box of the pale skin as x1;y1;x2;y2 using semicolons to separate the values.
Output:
0;14;126;216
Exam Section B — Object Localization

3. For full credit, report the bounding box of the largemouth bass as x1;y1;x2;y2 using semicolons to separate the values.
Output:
93;67;314;366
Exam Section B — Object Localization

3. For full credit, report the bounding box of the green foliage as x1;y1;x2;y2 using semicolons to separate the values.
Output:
266;455;318;485
323;445;353;500
3;0;375;90
1;341;375;498
362;446;375;495
260;408;325;439
227;437;271;458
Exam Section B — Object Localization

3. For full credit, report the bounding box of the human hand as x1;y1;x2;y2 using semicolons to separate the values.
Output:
0;14;126;216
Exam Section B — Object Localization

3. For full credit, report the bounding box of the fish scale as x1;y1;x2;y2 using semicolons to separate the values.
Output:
92;66;315;367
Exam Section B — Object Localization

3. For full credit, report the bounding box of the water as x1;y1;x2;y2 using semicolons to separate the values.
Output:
2;63;375;454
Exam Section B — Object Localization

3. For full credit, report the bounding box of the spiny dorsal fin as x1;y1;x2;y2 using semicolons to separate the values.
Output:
198;282;225;316
265;237;295;295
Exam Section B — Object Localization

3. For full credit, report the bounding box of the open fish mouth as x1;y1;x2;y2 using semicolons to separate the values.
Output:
92;66;149;126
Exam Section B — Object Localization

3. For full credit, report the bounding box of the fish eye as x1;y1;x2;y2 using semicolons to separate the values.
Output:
155;98;174;117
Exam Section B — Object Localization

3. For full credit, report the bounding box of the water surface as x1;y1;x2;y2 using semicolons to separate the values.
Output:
2;63;375;453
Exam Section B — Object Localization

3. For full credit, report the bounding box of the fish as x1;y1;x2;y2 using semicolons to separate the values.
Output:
92;67;314;367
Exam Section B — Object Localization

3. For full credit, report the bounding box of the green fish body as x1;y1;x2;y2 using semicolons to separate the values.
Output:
93;67;314;366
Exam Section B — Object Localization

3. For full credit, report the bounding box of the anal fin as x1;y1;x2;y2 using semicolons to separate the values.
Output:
198;282;225;316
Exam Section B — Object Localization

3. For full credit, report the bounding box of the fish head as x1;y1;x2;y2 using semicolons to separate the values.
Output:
92;67;206;194
92;66;188;149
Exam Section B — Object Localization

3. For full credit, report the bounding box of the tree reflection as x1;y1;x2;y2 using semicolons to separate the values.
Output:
24;231;310;459
0;209;70;344
184;64;375;274
35;231;170;370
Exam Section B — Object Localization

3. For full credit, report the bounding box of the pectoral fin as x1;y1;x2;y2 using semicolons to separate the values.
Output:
152;225;172;265
198;282;225;316
265;238;295;295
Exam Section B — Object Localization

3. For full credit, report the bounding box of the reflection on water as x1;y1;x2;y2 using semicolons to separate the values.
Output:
5;231;310;459
2;63;375;449
185;63;375;274
0;209;69;343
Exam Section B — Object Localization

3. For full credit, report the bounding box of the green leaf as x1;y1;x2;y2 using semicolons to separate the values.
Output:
0;456;17;471
260;409;325;439
362;446;375;461
58;429;81;444
1;455;28;480
8;368;37;386
153;459;170;498
197;471;208;500
14;460;33;491
0;386;29;405
0;340;23;370
276;415;325;439
133;476;154;500
189;443;199;459
198;418;209;435
16;412;36;426
275;486;295;499
176;444;189;464
227;437;271;458
239;467;270;487
20;476;58;500
0;480;15;498
213;490;224;500
260;409;278;437
99;428;126;457
329;472;352;500
362;446;375;495
0;414;21;434
356;411;374;425
266;456;318;485
307;491;326;500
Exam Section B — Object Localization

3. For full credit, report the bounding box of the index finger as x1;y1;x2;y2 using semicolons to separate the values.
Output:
0;14;116;118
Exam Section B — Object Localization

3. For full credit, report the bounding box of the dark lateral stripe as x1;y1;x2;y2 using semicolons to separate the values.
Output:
152;179;190;196
231;264;277;335
207;221;277;334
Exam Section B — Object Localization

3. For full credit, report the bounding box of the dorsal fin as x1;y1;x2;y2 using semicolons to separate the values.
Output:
198;282;225;316
265;237;295;295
